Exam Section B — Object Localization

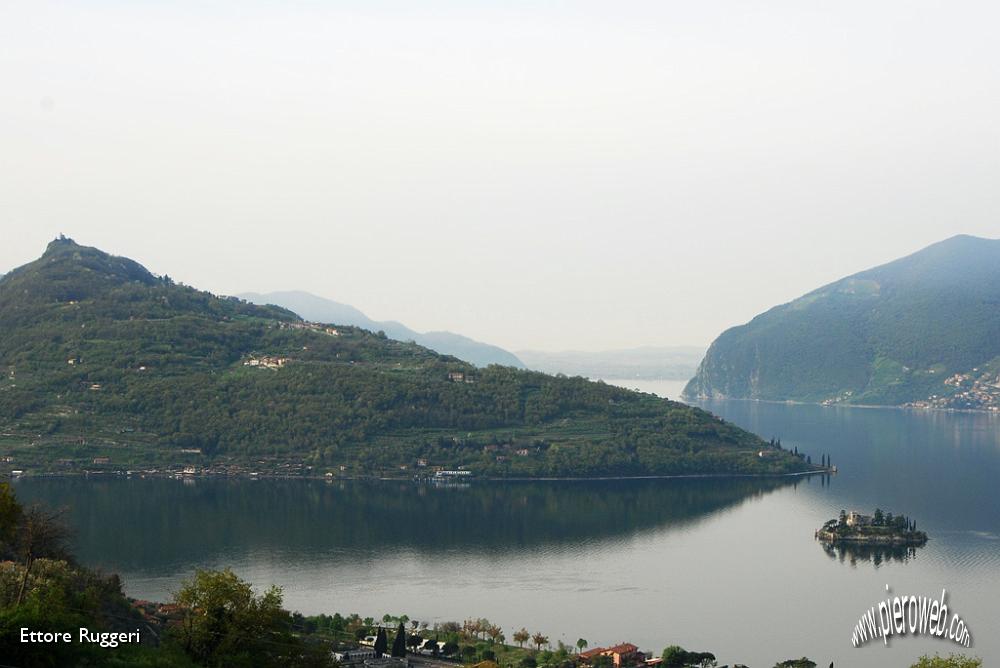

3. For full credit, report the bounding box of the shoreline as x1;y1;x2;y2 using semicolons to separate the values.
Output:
683;393;1000;415
482;468;829;482
602;379;999;415
11;467;833;483
815;531;928;547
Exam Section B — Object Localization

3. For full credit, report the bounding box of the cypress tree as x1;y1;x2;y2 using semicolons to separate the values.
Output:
392;622;407;657
374;626;388;657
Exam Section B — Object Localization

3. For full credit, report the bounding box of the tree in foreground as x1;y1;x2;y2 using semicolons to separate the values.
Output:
172;568;331;667
12;504;74;607
773;659;816;668
392;621;407;657
1;483;197;667
0;482;21;550
910;654;982;668
662;646;685;666
374;626;388;657
663;645;716;668
592;655;614;668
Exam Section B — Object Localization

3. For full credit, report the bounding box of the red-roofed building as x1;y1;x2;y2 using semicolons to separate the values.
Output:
579;643;644;667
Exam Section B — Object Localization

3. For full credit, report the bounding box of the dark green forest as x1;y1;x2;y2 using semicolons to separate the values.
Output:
0;238;813;477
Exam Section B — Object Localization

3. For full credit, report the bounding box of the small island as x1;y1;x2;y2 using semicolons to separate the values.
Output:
816;509;928;546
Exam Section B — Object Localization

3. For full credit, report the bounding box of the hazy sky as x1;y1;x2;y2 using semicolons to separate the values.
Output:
2;1;998;351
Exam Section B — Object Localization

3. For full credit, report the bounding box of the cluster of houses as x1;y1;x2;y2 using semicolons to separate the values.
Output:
281;321;341;337
336;637;655;668
334;632;426;668
129;599;186;638
480;444;532;460
470;655;658;668
126;599;661;668
243;355;292;369
332;647;408;668
906;368;1000;411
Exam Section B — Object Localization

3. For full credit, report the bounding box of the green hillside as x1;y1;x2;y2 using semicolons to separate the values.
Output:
0;238;813;477
684;235;1000;409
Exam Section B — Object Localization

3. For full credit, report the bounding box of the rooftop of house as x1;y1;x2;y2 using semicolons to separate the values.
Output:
606;643;639;655
581;643;640;659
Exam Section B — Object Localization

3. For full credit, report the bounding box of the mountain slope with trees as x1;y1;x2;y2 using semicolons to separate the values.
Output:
684;235;1000;408
0;237;814;477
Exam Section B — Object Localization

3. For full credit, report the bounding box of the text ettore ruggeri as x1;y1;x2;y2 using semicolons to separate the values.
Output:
20;627;142;648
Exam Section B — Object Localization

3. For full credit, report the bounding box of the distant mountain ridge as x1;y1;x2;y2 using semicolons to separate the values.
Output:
684;235;1000;409
238;290;524;369
517;346;705;380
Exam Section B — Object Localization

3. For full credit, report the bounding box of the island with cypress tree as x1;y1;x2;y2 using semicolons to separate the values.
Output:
816;508;928;546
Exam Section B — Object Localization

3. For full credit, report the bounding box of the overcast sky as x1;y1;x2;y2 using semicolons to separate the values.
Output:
2;1;998;351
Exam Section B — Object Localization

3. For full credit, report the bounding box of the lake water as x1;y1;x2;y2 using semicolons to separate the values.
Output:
13;379;1000;667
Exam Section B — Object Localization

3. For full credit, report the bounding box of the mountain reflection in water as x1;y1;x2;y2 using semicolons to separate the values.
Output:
15;476;799;572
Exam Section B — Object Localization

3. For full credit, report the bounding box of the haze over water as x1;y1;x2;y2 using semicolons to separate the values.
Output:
15;380;1000;668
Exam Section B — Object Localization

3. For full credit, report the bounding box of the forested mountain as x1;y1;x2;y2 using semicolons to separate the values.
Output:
684;235;1000;409
0;238;813;477
238;290;525;368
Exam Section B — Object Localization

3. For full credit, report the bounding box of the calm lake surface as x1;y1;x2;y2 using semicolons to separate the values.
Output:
14;380;1000;667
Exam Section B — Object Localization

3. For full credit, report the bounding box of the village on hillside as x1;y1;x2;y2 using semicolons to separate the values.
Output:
905;365;1000;411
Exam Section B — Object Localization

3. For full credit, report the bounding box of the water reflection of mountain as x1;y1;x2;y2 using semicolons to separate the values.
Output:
819;540;920;567
15;477;797;571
